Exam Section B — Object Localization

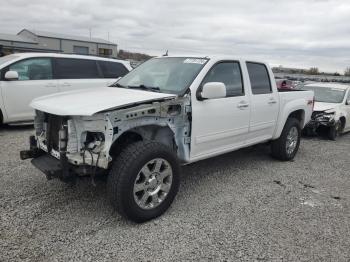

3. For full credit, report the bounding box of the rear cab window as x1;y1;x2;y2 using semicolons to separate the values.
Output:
54;58;100;79
246;62;272;94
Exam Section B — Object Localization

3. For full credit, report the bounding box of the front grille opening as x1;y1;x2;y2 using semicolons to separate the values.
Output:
45;114;66;152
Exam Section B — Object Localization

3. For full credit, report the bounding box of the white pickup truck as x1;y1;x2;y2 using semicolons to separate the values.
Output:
21;56;314;222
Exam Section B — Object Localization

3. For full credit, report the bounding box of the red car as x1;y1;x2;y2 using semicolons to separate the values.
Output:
276;79;293;89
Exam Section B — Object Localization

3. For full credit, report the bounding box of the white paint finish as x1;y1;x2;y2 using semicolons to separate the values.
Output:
306;83;350;132
190;58;250;159
314;102;341;112
27;55;314;166
58;78;115;92
201;82;226;99
188;56;314;162
1;79;59;122
30;87;176;116
0;53;131;123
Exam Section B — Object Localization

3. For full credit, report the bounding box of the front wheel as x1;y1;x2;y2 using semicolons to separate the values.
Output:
271;118;301;161
328;121;341;141
107;141;180;223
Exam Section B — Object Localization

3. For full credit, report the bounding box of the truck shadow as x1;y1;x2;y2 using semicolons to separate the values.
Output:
0;123;34;131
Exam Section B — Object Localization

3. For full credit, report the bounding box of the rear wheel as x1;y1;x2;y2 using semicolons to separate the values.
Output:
271;118;301;161
0;109;3;127
107;141;180;223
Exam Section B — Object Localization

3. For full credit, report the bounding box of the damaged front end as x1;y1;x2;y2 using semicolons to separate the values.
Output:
20;111;112;182
305;110;336;134
20;96;191;182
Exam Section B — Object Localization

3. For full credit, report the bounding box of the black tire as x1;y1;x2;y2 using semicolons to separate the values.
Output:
328;121;341;141
0;109;3;127
271;118;301;161
107;141;180;223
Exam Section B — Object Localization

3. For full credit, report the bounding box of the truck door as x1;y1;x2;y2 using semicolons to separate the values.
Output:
190;61;250;160
245;62;279;143
1;57;58;122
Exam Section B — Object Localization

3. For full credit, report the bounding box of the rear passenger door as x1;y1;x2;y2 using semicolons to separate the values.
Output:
54;58;104;92
245;62;279;143
97;61;130;86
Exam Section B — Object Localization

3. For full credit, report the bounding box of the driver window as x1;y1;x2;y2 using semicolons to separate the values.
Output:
202;62;244;97
9;58;53;80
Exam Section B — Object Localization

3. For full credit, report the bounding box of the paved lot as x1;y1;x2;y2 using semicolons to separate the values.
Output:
0;125;349;262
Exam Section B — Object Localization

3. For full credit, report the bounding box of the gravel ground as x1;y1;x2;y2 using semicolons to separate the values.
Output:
0;125;349;262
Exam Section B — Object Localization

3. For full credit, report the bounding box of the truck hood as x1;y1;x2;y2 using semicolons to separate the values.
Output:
314;102;340;112
30;87;177;116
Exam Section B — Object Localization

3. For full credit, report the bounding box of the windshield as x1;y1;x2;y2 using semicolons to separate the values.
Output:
0;55;19;67
302;85;346;103
116;57;208;94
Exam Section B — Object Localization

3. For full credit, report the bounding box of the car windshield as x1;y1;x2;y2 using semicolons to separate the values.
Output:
116;57;208;94
302;85;346;103
0;55;18;67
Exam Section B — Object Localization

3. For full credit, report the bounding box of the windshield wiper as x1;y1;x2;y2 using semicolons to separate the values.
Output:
128;84;160;92
109;82;127;88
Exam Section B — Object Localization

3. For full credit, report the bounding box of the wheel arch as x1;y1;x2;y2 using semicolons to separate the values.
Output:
339;116;346;131
109;124;177;158
273;108;305;139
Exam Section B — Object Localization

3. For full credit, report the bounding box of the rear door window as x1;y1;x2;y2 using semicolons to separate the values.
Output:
246;62;272;94
55;58;100;79
98;61;129;78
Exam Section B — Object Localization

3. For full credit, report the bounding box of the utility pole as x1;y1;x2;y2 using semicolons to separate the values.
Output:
89;28;92;39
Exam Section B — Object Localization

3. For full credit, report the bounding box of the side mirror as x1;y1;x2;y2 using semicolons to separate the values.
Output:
5;71;19;81
200;82;226;100
346;100;350;105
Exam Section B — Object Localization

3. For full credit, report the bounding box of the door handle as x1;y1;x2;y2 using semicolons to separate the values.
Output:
45;83;56;88
268;99;277;105
237;102;249;109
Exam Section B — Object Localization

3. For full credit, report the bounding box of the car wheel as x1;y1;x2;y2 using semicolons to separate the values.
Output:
328;121;341;141
107;141;180;223
271;118;301;161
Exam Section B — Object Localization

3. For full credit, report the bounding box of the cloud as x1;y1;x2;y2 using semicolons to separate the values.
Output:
0;0;349;72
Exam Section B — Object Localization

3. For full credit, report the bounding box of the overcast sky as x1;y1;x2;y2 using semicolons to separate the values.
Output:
1;0;350;72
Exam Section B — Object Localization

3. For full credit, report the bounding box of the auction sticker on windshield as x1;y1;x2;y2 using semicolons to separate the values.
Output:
183;58;207;64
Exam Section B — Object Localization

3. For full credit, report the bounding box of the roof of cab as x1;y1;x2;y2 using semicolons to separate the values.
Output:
154;55;267;64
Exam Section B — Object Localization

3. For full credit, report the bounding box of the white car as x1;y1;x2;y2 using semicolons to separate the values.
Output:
303;83;350;140
21;56;314;222
0;53;132;124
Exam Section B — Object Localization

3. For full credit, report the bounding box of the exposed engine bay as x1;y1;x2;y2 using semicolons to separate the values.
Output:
22;96;191;180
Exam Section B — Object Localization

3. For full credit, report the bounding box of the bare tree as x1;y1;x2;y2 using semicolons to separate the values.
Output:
308;67;319;75
344;67;350;76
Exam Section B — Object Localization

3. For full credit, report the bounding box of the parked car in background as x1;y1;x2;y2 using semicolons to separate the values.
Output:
303;83;350;140
0;53;132;124
21;56;314;222
276;78;293;90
